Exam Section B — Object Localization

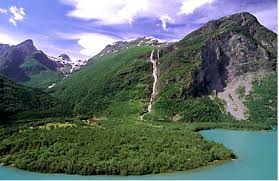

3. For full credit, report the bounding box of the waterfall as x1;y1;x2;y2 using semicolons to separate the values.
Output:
147;49;159;113
140;49;159;120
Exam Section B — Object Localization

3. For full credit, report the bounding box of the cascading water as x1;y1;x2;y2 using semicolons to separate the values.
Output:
140;49;159;120
147;49;159;112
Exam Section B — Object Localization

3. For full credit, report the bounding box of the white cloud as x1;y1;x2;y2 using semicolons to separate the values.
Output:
0;8;7;14
57;32;120;56
8;6;26;26
9;19;17;26
160;14;174;31
178;0;215;15
60;0;217;31
78;33;120;56
0;31;20;45
61;0;185;28
62;0;149;24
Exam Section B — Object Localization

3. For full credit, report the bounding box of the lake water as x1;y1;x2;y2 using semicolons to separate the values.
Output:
0;129;277;180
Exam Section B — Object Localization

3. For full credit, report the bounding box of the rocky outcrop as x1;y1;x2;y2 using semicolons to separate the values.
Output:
196;32;272;94
191;12;277;119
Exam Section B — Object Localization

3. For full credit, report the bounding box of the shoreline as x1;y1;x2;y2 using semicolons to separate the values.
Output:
0;157;236;177
0;120;275;177
0;128;276;179
0;129;240;177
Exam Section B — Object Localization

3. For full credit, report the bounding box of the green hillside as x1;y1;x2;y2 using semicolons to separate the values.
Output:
52;46;153;117
20;57;64;89
246;72;277;124
0;75;71;121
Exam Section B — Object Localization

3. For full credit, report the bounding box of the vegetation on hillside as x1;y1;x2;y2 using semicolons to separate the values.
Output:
152;27;222;122
246;73;277;124
52;46;153;117
0;118;236;176
20;58;64;89
0;76;71;121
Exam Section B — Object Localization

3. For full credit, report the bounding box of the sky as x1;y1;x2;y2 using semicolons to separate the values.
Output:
0;0;277;60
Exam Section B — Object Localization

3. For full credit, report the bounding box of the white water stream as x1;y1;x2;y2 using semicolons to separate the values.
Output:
147;49;159;112
140;49;159;120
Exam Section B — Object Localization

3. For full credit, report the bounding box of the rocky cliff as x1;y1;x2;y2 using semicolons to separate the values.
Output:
157;12;277;120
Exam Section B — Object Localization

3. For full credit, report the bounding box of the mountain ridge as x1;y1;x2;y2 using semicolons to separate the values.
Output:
0;40;87;88
91;36;172;60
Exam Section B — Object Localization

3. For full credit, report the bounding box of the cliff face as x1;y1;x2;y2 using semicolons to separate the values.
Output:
157;12;277;120
194;12;276;95
194;13;276;120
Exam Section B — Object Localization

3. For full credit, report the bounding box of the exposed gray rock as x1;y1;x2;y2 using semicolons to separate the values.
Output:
184;12;277;120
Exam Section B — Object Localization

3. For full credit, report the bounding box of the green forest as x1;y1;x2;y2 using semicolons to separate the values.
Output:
0;118;236;176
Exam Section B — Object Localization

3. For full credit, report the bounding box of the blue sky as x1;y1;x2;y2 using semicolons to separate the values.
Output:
0;0;277;60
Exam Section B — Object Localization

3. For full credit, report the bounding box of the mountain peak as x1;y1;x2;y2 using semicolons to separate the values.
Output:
16;39;37;54
58;54;71;61
190;12;261;36
18;39;34;46
225;12;257;20
220;12;259;25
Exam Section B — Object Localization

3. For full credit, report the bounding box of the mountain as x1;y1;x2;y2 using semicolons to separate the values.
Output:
47;54;87;75
0;75;72;121
0;40;86;89
52;12;277;124
0;40;37;81
155;12;277;122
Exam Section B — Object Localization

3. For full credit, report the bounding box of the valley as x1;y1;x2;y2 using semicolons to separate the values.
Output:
0;12;277;178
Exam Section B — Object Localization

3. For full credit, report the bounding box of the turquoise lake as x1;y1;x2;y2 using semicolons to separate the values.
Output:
0;129;277;180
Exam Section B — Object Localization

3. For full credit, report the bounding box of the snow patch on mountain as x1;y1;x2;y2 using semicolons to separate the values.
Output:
47;54;87;75
48;83;56;89
94;36;172;59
